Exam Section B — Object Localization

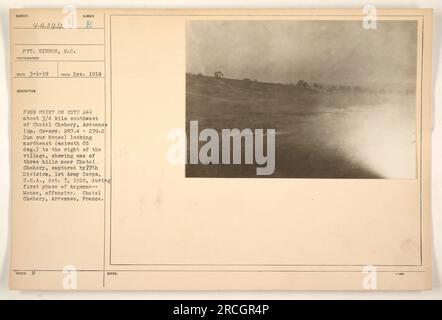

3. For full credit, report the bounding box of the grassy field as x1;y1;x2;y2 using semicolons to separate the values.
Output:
185;73;415;178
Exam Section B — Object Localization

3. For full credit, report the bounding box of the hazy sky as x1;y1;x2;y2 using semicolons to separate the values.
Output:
186;20;417;87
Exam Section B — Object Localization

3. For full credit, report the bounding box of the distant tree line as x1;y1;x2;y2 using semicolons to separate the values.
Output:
296;79;363;93
188;72;413;94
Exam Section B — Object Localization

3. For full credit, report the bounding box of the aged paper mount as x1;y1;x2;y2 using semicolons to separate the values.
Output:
9;8;432;290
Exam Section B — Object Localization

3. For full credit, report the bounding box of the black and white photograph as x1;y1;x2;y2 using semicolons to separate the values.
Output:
186;20;418;178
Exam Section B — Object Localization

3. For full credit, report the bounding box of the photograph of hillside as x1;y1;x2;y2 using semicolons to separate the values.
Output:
185;20;417;178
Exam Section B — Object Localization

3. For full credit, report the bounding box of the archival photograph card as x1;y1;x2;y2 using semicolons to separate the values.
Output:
9;8;432;290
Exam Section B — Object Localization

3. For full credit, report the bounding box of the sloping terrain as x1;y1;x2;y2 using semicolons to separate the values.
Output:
185;74;413;178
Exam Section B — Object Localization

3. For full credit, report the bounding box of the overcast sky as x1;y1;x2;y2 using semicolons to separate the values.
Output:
186;20;417;87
